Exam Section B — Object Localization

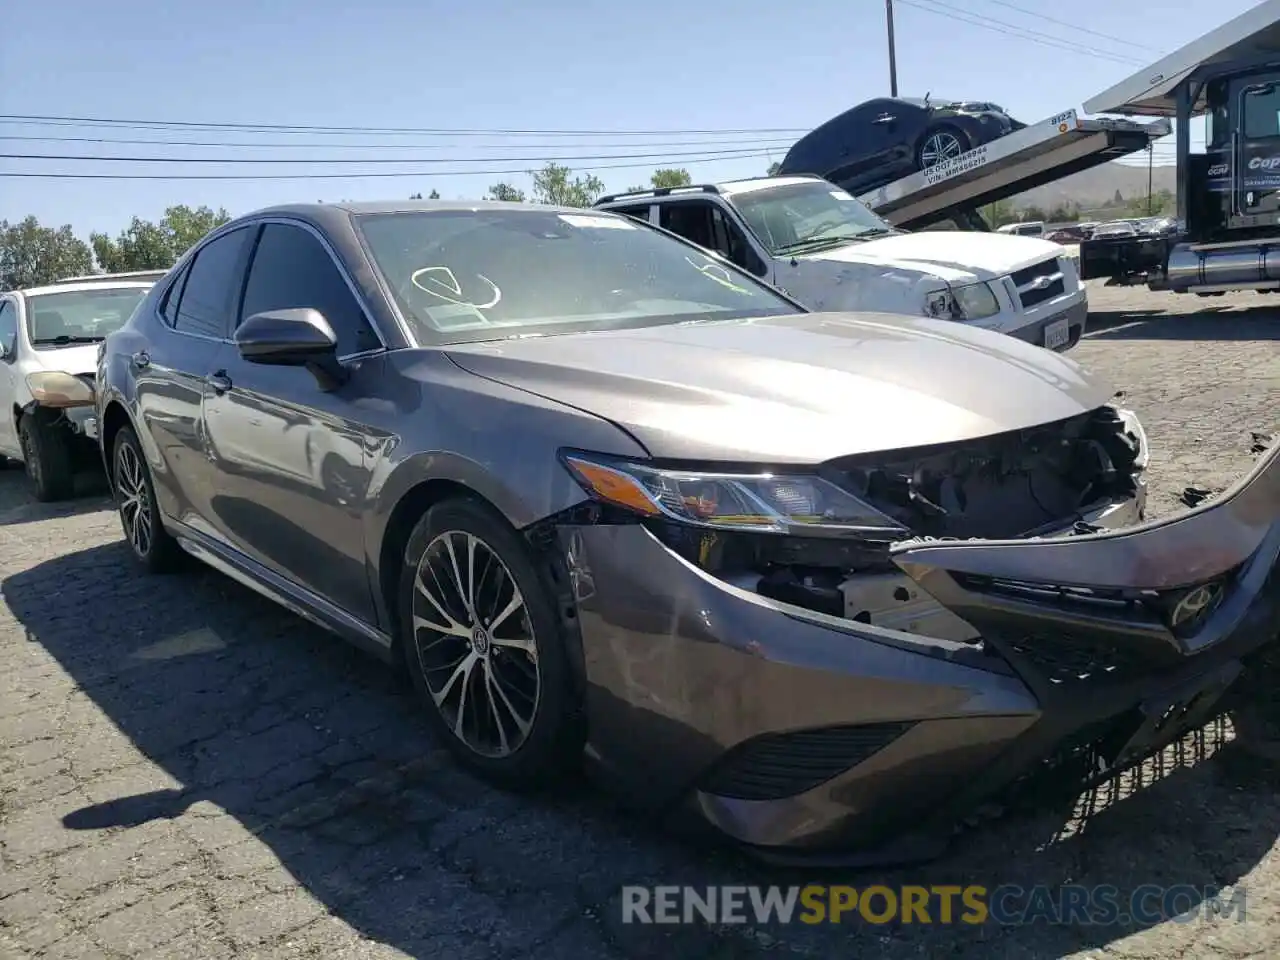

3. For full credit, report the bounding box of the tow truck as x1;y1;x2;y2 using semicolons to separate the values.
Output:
1074;0;1280;295
854;110;1169;231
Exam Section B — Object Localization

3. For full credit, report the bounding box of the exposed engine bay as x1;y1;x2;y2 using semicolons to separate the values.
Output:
653;405;1147;641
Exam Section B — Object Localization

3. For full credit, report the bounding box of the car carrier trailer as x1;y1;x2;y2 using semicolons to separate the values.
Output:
854;110;1169;231
1076;0;1280;294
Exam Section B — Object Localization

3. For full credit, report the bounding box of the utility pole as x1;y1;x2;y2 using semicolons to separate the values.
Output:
1152;142;1162;215
886;0;898;97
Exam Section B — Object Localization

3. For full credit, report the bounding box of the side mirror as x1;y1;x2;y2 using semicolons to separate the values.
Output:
235;308;347;390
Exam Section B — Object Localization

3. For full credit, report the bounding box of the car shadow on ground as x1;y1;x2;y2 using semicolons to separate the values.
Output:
0;465;112;527
5;541;1279;958
1085;307;1280;342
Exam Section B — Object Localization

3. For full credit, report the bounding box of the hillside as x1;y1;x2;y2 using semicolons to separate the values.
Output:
1009;161;1176;213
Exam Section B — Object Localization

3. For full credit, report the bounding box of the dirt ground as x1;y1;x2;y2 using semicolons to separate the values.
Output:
1;285;1279;959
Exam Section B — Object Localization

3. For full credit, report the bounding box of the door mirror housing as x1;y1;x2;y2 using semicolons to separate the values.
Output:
235;308;347;390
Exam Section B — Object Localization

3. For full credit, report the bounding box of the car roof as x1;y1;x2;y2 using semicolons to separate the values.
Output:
12;280;155;298
238;199;608;223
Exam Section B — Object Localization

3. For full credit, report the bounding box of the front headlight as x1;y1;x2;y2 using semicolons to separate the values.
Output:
25;371;95;408
950;281;1001;320
561;452;907;536
923;282;1000;321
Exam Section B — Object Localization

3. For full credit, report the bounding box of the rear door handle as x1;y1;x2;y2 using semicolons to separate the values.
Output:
131;350;150;369
206;371;232;395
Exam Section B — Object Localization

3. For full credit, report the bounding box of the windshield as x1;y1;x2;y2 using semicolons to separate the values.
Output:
355;208;799;344
24;286;150;344
725;181;897;256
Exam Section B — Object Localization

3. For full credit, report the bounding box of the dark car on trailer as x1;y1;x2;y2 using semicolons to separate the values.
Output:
778;96;1027;196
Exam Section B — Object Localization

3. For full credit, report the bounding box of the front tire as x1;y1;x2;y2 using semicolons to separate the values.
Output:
18;412;75;502
112;425;183;573
916;125;970;169
399;496;582;789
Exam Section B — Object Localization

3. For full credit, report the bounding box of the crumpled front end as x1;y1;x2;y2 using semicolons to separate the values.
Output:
551;413;1279;865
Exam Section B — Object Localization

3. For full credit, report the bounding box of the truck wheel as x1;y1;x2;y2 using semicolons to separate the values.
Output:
18;413;75;502
916;126;970;169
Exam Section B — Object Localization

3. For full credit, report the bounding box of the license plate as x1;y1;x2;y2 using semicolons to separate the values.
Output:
1043;318;1070;350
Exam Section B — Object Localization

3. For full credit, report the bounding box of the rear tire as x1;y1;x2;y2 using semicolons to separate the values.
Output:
18;412;75;502
398;496;582;790
915;125;970;170
112;425;184;574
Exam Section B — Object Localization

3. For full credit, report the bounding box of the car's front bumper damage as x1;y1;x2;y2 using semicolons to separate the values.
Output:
556;443;1280;866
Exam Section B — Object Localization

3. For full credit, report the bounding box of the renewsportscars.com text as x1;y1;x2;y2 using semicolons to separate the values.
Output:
621;884;1247;926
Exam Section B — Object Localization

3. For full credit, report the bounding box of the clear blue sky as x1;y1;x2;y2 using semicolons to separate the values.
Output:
0;0;1259;241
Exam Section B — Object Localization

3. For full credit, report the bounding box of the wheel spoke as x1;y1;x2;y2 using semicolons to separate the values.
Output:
414;570;470;636
486;660;533;738
482;661;511;755
443;533;473;618
486;589;524;634
432;649;477;707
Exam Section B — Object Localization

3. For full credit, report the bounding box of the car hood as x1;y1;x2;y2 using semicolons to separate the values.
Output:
805;231;1067;283
28;343;99;376
441;312;1115;463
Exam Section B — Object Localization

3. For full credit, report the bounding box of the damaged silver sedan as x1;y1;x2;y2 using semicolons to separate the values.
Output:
94;200;1279;865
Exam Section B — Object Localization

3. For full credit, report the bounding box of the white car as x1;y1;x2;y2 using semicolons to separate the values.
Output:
0;276;155;500
595;176;1087;353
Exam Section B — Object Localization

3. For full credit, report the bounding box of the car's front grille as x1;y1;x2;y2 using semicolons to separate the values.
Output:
696;722;914;801
1009;257;1065;309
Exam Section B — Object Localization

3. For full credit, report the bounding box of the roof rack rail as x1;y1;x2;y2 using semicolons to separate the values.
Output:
595;184;721;205
53;269;169;284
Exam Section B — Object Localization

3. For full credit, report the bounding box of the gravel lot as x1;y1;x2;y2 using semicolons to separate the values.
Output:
2;286;1279;960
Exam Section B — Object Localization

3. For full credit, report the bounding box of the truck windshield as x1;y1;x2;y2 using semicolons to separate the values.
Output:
1243;83;1280;139
726;181;900;256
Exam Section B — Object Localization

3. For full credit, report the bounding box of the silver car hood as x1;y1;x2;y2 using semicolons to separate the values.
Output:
442;311;1115;463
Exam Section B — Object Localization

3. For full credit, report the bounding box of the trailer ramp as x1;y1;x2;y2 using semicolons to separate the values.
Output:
857;110;1170;230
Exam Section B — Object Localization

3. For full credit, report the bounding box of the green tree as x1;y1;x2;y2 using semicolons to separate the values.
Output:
1046;204;1078;222
410;190;442;199
624;168;695;193
1021;205;1048;223
767;161;781;176
91;204;231;272
0;216;94;290
649;168;692;189
486;182;526;202
530;162;604;207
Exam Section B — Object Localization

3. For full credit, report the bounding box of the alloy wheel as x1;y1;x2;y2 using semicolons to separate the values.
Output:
411;529;540;758
116;442;153;558
920;131;964;167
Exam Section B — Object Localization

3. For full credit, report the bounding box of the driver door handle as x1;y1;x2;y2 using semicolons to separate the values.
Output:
206;370;232;395
872;113;895;124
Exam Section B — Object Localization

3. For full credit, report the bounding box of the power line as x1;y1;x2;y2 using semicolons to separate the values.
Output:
0;133;796;151
0;153;777;181
897;0;1145;66
0;114;808;137
0;145;779;165
979;0;1167;54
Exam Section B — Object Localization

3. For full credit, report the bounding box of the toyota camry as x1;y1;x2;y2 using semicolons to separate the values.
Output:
94;200;1280;865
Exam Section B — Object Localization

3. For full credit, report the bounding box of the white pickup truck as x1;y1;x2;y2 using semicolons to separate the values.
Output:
594;175;1086;352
